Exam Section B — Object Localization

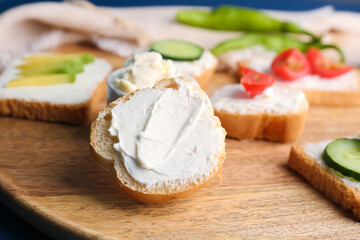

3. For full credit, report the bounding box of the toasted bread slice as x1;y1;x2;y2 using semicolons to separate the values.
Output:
211;84;308;143
90;77;226;203
288;140;360;219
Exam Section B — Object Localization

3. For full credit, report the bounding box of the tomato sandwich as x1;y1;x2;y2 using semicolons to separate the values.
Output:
211;68;309;142
219;46;359;106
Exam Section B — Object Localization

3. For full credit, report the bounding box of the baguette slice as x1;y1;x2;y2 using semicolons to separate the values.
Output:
90;76;226;203
275;69;360;107
0;54;112;124
211;84;309;143
300;84;360;107
288;139;360;219
191;63;216;90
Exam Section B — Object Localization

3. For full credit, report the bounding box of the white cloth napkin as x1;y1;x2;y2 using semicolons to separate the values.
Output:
0;1;152;69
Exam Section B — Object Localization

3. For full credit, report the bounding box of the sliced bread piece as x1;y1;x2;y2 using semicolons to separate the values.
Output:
0;53;112;124
288;138;360;219
90;76;226;203
211;84;308;143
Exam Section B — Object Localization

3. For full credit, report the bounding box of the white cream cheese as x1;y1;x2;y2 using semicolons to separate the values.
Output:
218;46;276;74
302;137;360;191
108;77;224;187
275;71;359;91
113;51;176;93
173;50;218;76
0;55;112;104
219;46;359;91
211;84;306;115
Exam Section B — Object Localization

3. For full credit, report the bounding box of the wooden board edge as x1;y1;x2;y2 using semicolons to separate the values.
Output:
0;172;114;240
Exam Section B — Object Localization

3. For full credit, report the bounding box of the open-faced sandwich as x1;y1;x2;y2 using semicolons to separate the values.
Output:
107;41;217;102
211;67;308;143
150;39;218;90
90;75;226;203
288;136;360;219
215;42;358;107
0;53;112;124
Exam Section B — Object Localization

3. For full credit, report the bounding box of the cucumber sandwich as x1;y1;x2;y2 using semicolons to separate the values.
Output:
288;136;360;219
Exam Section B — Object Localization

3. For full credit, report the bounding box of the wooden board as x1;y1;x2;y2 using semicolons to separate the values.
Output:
1;45;360;240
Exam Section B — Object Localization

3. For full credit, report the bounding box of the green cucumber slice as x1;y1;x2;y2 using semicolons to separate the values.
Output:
323;138;360;181
151;39;204;61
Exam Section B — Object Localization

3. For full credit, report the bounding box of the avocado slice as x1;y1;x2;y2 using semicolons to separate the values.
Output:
22;53;94;65
6;74;76;88
16;53;94;76
17;59;85;76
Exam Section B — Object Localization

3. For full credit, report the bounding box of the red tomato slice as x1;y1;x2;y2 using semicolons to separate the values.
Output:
241;69;275;98
271;48;310;81
306;47;352;78
238;65;254;77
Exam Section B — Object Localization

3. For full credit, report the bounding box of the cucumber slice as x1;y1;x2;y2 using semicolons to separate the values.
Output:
323;138;360;181
151;39;204;61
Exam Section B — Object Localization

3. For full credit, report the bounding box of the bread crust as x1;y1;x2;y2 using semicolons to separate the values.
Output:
90;77;227;203
214;102;308;143
192;63;216;91
111;152;225;204
0;77;107;125
301;69;360;107
288;145;360;219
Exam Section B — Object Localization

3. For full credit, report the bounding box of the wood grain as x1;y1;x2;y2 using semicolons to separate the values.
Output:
1;45;360;239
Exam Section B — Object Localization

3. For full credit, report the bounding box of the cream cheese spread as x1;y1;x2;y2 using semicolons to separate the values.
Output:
218;46;276;74
113;51;176;93
0;54;112;104
302;137;360;191
211;84;307;115
173;50;218;76
219;46;359;91
108;77;224;187
113;50;216;94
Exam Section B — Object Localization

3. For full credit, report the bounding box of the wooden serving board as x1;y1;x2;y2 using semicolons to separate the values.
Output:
1;45;360;240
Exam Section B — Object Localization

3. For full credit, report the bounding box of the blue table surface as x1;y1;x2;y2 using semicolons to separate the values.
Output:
1;0;360;239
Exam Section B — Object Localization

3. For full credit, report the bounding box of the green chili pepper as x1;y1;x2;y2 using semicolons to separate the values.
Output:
210;33;345;62
176;6;319;41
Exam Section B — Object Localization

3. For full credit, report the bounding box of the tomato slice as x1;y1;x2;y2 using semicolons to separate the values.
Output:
306;47;352;78
240;67;275;98
238;65;254;77
271;48;310;81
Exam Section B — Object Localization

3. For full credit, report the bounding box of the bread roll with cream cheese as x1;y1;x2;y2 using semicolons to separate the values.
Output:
211;84;308;143
90;76;226;203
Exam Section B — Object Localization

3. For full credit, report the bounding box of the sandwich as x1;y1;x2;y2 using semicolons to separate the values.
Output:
0;53;112;124
288;136;360;219
211;67;308;143
90;76;226;203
